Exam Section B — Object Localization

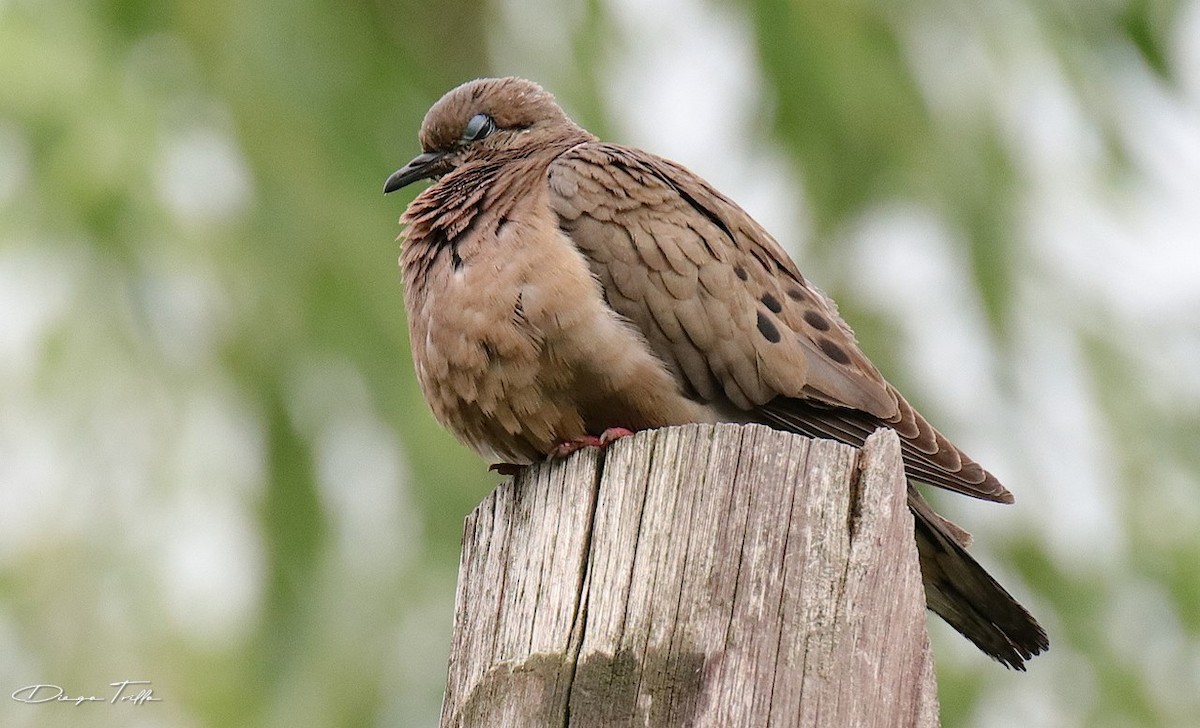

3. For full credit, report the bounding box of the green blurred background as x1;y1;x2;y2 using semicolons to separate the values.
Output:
2;0;1198;725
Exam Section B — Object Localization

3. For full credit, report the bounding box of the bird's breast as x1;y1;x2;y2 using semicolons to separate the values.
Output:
401;202;714;464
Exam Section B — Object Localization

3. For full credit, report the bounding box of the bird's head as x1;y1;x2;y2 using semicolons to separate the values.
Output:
384;77;589;194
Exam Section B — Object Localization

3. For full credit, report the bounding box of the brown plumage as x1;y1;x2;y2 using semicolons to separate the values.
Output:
385;77;1048;669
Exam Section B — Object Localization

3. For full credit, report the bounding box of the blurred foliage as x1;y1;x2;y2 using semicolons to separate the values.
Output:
1;0;1198;726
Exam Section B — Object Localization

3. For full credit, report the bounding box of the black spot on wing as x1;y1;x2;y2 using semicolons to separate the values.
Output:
757;311;782;343
804;310;831;331
818;337;851;364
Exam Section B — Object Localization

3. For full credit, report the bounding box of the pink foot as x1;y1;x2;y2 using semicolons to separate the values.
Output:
550;436;604;459
548;428;637;459
598;427;635;446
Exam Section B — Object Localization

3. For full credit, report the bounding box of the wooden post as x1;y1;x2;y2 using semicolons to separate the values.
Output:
440;423;939;727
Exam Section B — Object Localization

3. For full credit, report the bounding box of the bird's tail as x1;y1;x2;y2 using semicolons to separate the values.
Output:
909;490;1049;669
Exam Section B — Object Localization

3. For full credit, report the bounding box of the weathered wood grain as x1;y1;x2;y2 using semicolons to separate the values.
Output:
441;423;938;727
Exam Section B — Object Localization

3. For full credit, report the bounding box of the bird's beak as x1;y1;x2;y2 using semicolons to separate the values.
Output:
383;150;449;194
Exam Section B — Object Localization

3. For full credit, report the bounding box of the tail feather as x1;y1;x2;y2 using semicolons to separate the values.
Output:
910;490;1049;670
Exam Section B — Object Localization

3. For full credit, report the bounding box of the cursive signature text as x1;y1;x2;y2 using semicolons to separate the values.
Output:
12;680;161;706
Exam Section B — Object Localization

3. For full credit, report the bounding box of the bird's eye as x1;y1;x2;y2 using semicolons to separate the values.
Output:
461;113;497;143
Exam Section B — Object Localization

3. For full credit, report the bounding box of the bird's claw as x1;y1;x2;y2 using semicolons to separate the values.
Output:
491;430;639;474
549;436;604;459
598;427;635;445
549;427;636;459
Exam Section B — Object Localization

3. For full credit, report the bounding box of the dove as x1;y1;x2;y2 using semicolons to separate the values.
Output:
384;77;1048;669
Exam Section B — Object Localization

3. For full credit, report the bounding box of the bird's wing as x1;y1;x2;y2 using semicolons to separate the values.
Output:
547;142;1011;503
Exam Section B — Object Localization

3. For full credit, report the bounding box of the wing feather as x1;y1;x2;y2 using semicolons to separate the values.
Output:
548;142;1011;502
